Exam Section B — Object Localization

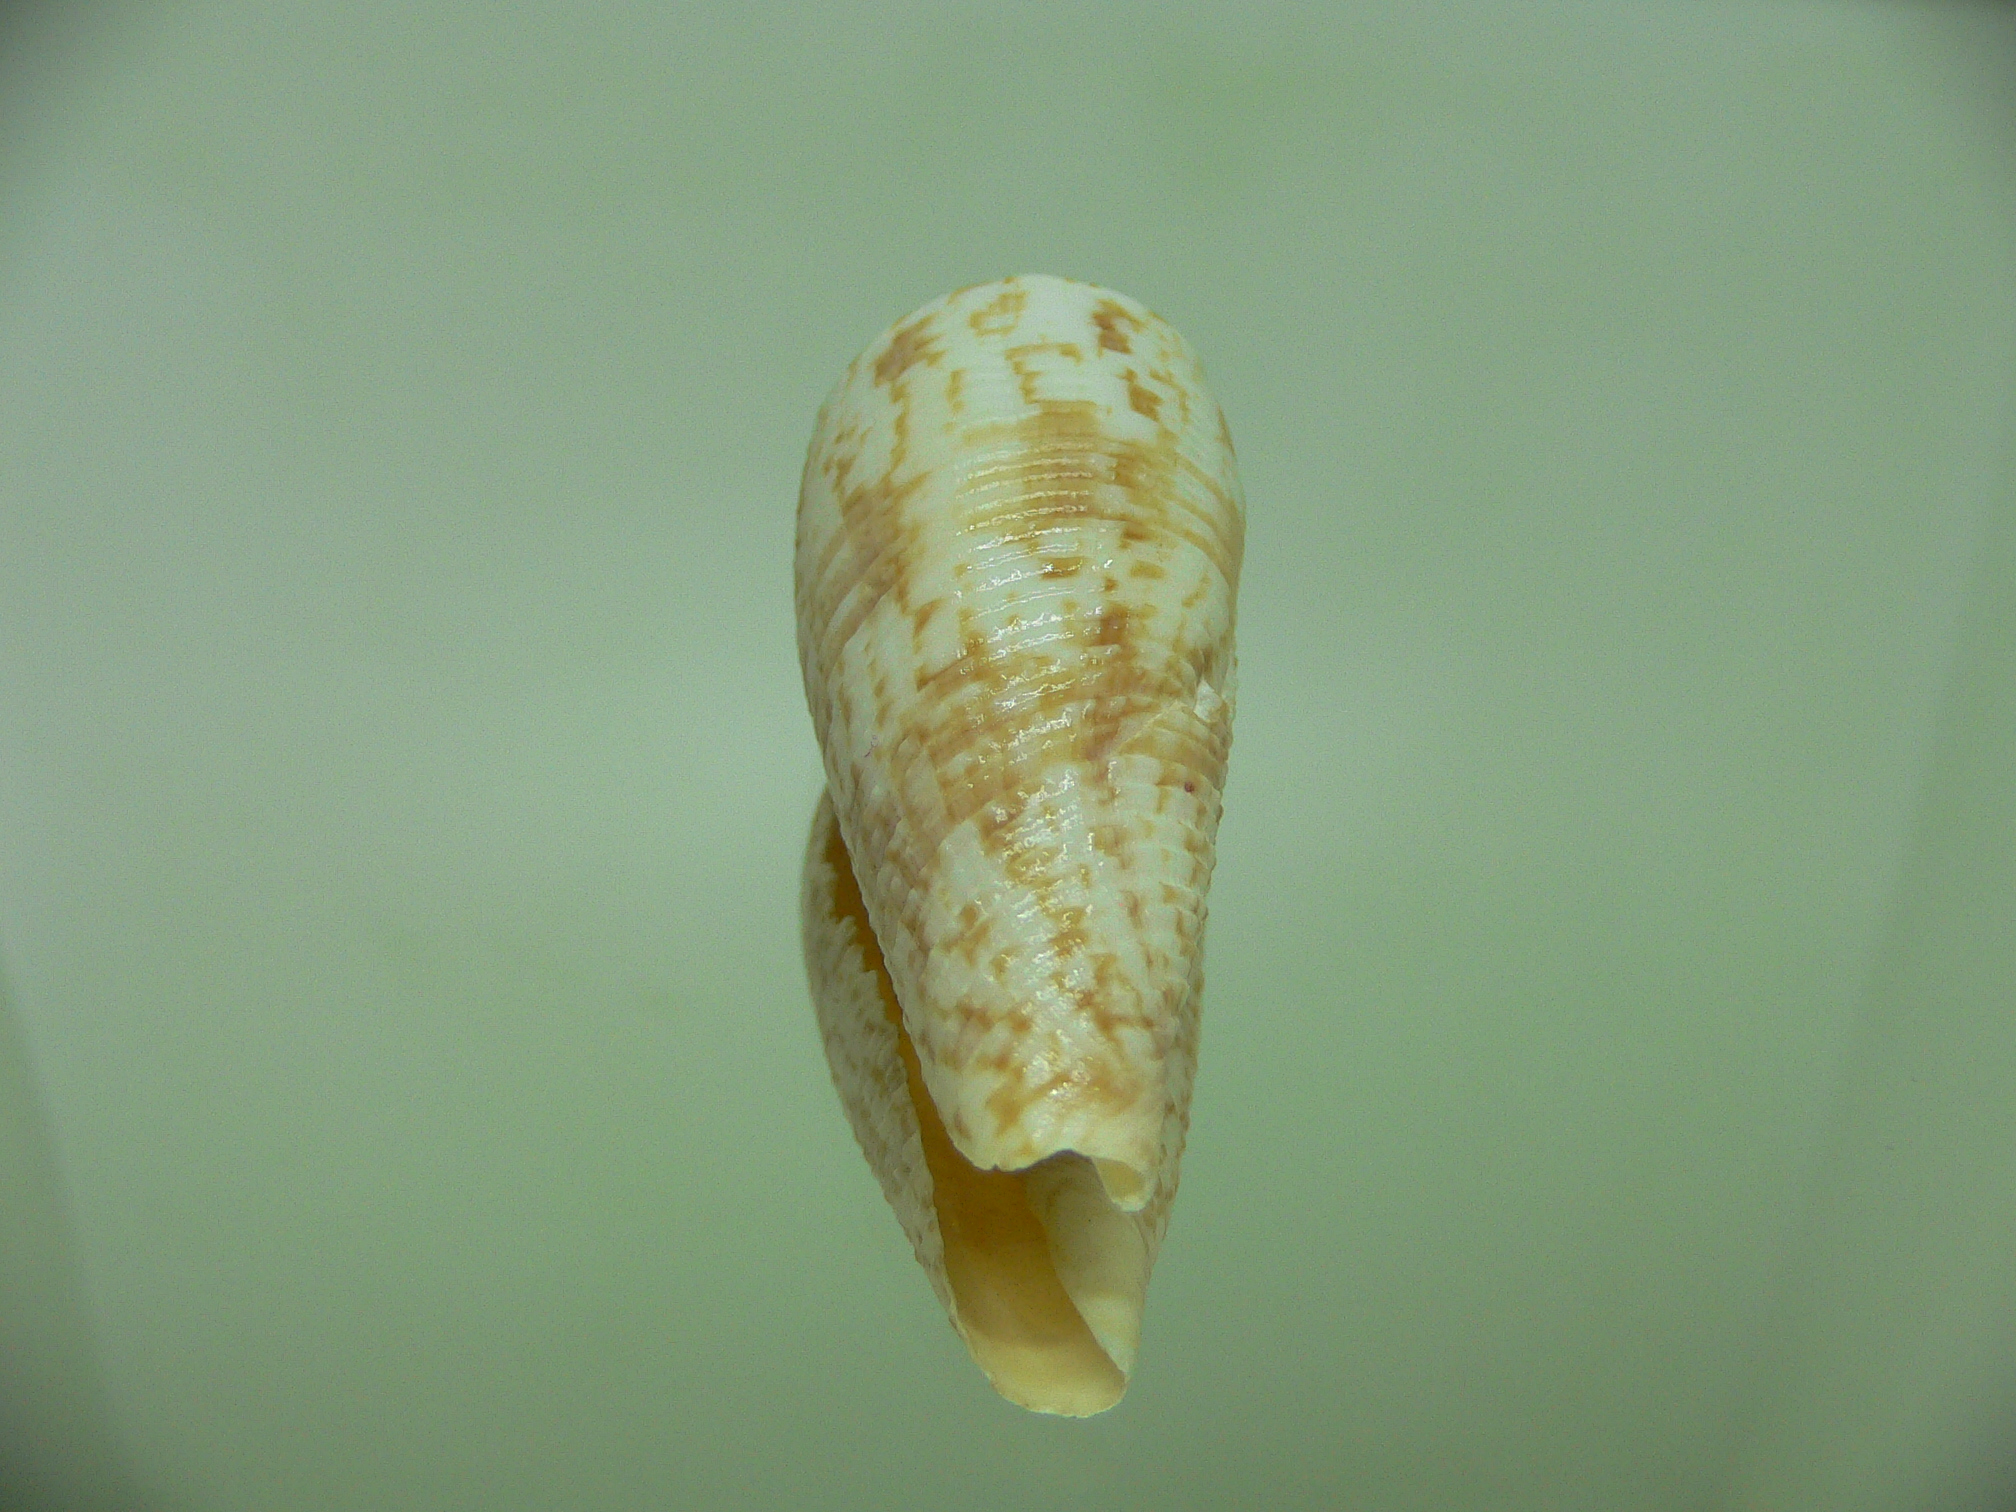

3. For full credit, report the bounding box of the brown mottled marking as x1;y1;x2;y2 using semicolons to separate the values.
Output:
959;395;1247;579
1003;348;1038;406
1087;952;1129;1015
948;991;996;1038
969;284;1028;336
807;465;931;699
822;446;856;491
950;899;992;965
1047;904;1090;958
1040;555;1084;579
986;1068;1067;1136
1002;834;1065;894
1091;298;1141;354
1091;824;1134;870
1125;374;1162;422
978;1040;1018;1075
1000;342;1092;406
995;1064;1145;1145
1145;364;1191;426
975;789;1029;847
875;315;941;386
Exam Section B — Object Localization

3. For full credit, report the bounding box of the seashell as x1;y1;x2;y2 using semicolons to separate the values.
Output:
795;274;1243;1415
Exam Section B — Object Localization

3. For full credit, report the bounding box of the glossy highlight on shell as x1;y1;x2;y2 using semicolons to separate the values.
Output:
795;274;1243;1415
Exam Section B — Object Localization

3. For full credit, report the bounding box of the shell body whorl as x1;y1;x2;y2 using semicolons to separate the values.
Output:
796;274;1242;1414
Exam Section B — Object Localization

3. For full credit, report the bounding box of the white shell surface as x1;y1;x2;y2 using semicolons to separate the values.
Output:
795;274;1244;1412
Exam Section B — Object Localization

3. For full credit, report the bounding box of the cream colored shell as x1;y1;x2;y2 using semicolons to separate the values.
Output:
796;274;1243;1415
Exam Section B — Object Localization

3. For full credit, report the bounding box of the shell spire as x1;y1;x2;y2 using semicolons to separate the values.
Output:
796;274;1243;1415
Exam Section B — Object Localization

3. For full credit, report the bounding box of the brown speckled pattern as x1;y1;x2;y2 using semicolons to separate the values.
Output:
796;274;1243;1209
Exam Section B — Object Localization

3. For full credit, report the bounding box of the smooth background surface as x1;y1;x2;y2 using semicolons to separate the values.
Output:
3;3;2015;1508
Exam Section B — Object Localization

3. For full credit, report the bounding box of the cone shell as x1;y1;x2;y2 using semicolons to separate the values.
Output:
796;274;1243;1414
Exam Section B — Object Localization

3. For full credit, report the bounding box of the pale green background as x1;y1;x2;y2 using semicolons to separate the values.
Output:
3;3;2015;1509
